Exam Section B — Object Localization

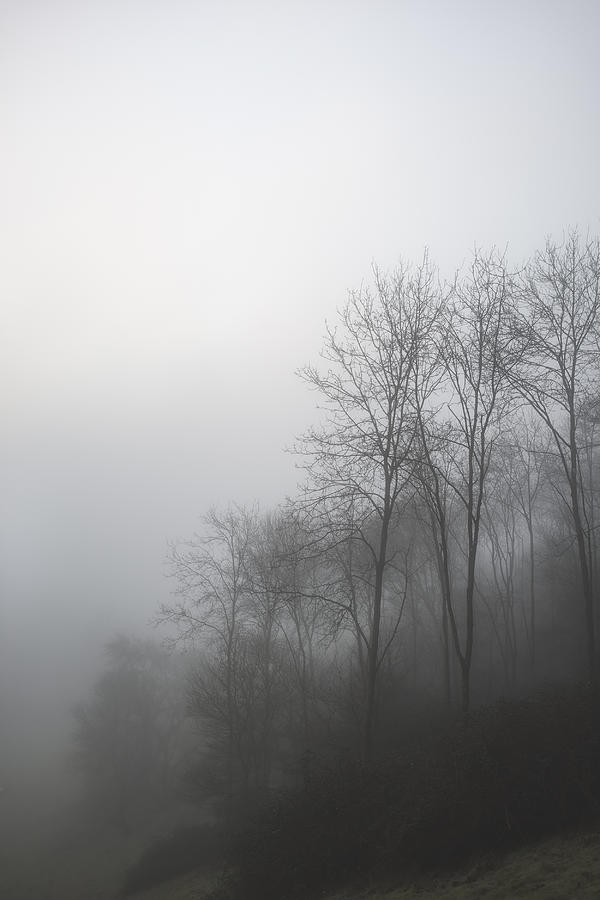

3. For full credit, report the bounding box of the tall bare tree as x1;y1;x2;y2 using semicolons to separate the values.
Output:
509;232;600;680
419;252;511;711
297;256;438;757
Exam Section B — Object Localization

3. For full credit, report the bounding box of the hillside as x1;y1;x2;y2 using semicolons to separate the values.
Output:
130;829;600;900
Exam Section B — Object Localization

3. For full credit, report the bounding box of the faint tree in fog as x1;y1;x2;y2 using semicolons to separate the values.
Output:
254;509;332;754
160;505;255;820
497;415;549;676
240;510;297;797
72;636;187;830
186;626;289;814
413;412;457;705
162;506;327;816
480;451;521;690
509;232;600;681
578;398;600;627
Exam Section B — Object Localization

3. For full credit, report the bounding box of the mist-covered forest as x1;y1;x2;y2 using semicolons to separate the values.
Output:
5;232;600;899
3;1;600;897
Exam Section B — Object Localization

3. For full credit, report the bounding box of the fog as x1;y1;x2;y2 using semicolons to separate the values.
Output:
2;1;600;897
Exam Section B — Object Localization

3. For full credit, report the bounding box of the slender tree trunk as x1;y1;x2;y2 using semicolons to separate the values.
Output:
569;407;596;682
441;591;451;705
364;554;385;761
527;517;536;675
363;501;392;761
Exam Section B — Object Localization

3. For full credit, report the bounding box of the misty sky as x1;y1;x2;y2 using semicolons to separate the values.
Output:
1;0;600;738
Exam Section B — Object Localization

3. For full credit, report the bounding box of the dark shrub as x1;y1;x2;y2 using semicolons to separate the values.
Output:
231;683;600;900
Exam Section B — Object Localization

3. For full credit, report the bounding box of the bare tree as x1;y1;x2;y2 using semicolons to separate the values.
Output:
263;509;334;753
162;505;328;812
426;249;513;711
296;257;438;757
159;505;255;820
577;398;600;652
480;455;521;691
497;415;549;675
510;232;600;680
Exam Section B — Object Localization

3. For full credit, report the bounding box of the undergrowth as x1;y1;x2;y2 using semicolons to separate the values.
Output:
230;683;600;900
121;823;227;895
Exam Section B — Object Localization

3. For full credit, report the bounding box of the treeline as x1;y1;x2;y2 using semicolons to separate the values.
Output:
75;230;600;836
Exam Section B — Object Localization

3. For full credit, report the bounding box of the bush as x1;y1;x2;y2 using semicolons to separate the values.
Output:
231;683;600;900
121;823;228;894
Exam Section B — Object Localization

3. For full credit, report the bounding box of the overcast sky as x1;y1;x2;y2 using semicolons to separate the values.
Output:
1;0;600;730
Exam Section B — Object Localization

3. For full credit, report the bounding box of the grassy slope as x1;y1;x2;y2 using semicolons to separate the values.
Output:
325;830;600;899
137;829;600;900
5;822;600;898
121;869;218;900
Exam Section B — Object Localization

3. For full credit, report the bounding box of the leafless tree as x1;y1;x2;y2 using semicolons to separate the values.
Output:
495;415;549;675
425;249;514;711
509;232;600;680
296;256;439;757
159;505;256;819
480;456;521;690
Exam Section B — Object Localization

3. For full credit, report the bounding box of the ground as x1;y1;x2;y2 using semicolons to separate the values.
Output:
324;830;600;900
4;818;600;898
124;828;600;900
